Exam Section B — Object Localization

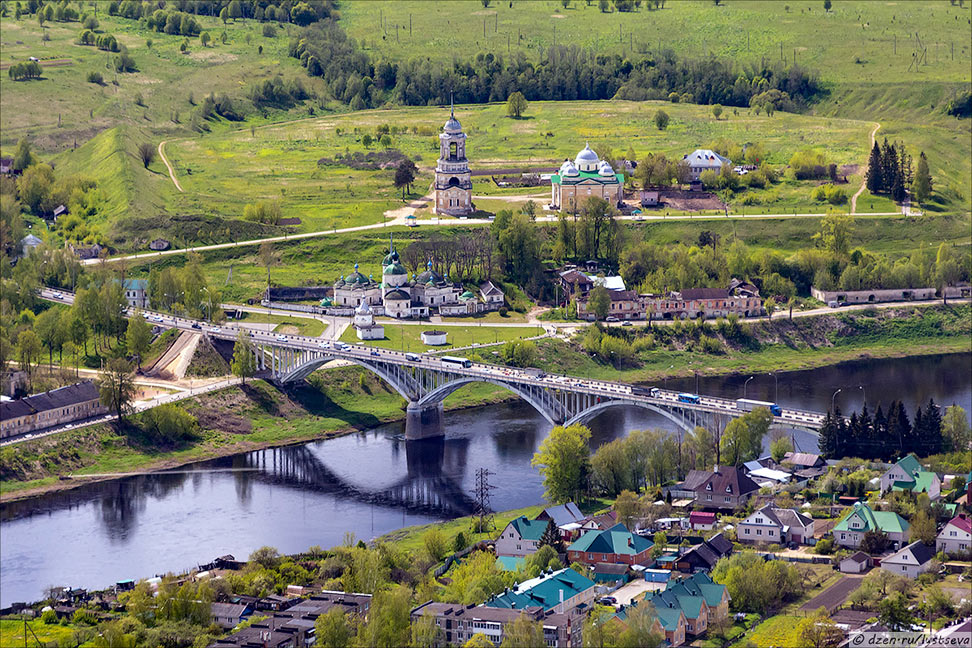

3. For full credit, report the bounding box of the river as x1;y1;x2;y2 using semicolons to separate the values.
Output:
1;353;969;606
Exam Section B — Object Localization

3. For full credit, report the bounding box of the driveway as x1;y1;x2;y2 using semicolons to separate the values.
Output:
611;579;667;607
798;575;864;613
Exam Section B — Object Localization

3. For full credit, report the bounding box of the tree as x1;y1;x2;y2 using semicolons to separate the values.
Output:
12;138;34;171
393;159;416;200
770;436;793;463
653;109;670;130
720;408;772;465
614;489;641;530
531;424;592;504
941;405;970;452
878;593;913;630
823;0;832;11
618;601;664;648
500;613;544;648
506;91;528;119
315;607;354;648
17;163;54;214
258;242;278;289
356;587;411;648
16;329;42;391
910;510;937;546
200;31;210;47
912;151;932;204
796;607;842;648
291;2;317;26
362;134;373;147
813;211;854;257
219;7;228;23
35;307;63;368
859;530;889;554
99;358;136;421
137;142;156;169
126;312;152;369
865;141;883;194
538;519;561;551
464;634;495;648
410;614;442;648
588;286;611;321
712;104;723;120
423;528;448;561
231;330;257;385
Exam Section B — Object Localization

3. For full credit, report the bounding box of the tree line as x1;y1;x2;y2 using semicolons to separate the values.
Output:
817;400;970;460
292;21;821;111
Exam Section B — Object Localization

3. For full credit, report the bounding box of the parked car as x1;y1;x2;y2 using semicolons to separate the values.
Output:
605;316;619;322
598;597;617;606
622;321;632;326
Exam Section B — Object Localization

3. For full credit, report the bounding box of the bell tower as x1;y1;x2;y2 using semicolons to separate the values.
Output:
433;96;474;217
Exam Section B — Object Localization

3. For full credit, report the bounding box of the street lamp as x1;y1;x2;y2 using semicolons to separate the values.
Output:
743;375;755;399
769;371;779;402
831;388;842;414
859;385;866;409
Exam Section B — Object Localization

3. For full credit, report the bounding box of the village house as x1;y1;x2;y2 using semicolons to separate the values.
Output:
674;532;733;573
535;502;587;541
612;601;684;646
0;381;108;439
20;233;42;256
688;511;716;531
495;516;549;558
566;523;654;566
479;280;505;309
680;466;760;510
832;502;910;550
935;514;971;557
682;149;731;182
738;505;815;545
483;568;597;620
68;242;103;260
643;572;730;639
880;541;936;579
122;279;148;309
410;602;577;648
645;284;763;321
209;602;252;629
880;454;941;501
839;551;872;574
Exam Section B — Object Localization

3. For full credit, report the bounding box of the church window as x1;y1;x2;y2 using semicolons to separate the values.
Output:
449;142;457;159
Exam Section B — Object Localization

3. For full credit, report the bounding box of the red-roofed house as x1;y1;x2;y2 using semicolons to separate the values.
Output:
936;514;971;557
689;511;716;531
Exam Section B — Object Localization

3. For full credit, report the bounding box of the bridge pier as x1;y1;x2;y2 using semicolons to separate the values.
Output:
405;402;444;440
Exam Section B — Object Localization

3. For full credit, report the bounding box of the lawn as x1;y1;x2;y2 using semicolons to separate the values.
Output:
231;311;328;337
339;322;544;353
746;614;803;648
0;617;97;647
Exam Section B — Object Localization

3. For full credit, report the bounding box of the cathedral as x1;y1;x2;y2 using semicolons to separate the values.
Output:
550;144;624;212
433;100;474;217
326;237;500;319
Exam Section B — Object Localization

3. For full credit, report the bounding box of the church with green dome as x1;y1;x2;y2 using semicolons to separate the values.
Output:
328;236;503;319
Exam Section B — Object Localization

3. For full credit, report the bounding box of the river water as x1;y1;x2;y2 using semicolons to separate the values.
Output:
1;353;969;606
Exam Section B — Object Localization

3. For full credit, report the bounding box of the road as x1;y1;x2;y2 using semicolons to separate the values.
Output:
850;122;880;215
84;209;912;267
158;140;183;193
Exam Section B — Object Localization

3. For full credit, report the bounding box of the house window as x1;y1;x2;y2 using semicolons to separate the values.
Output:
706;494;712;501
724;496;731;503
757;529;762;536
840;533;845;540
744;528;750;535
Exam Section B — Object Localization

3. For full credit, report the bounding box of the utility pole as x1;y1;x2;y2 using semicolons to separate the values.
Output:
474;468;495;534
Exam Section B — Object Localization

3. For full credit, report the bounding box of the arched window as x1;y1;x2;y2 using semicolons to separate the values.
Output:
449;142;458;159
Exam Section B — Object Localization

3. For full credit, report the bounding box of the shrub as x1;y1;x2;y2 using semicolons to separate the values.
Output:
814;537;834;554
263;24;276;37
86;71;103;84
41;609;58;624
698;335;725;354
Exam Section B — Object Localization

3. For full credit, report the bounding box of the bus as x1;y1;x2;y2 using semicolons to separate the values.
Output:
736;398;783;416
677;393;701;404
441;356;472;368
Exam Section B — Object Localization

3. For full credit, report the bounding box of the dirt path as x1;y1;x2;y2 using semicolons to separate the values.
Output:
850;122;880;214
799;575;864;613
158;140;183;193
383;192;432;220
472;192;549;202
146;331;199;379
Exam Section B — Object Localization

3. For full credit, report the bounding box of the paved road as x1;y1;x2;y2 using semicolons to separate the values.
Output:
799;575;864;613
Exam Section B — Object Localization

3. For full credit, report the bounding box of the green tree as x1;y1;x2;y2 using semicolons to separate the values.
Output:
770;436;793;463
12;138;34;171
362;133;373;147
865;141;883;194
356;587;411;648
410;613;442;648
720;408;772;465
16;329;42;392
764;296;777;319
258;242;278;289
618;600;664;648
878;593;913;630
99;357;136;421
35;307;63;368
813;211;854;257
653;109;670;130
912;151;932;204
393;158;417;200
249;545;281;569
941;405;971;452
588;285;611;321
796;607;842;648
200;31;210;47
506;91;528;119
423;527;448;561
531;424;592;504
538;519;561;551
231;330;257;384
315;608;354;648
142;404;199;443
126;312;152;369
613;489;641;530
16;163;54;214
464;634;495;648
712;104;723;120
910;510;937;546
500;613;545;648
219;7;228;23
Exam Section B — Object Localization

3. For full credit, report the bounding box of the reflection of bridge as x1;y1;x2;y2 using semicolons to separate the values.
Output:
243;336;827;439
236;440;479;517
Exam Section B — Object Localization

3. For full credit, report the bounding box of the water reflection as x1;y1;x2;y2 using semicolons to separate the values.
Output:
1;353;969;606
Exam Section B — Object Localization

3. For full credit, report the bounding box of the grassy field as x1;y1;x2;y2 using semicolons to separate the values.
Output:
161;99;940;233
339;322;543;353
746;614;803;648
341;1;971;87
0;11;316;151
0;618;96;648
233;311;328;337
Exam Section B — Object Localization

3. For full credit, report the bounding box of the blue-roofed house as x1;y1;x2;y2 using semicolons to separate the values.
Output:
121;279;149;309
613;600;686;646
495;516;550;558
483;568;596;618
643;571;729;639
567;524;653;566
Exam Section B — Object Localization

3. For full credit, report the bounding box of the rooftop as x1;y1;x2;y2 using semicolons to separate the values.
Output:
484;568;595;612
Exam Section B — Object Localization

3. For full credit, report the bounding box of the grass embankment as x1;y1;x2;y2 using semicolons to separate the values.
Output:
0;370;510;501
0;618;95;648
124;213;972;305
537;303;972;383
339;323;543;353
232;311;328;337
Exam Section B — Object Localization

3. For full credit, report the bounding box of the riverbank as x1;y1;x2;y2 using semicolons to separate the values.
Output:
2;304;968;503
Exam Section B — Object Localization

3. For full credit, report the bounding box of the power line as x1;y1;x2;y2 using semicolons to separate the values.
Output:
473;468;496;534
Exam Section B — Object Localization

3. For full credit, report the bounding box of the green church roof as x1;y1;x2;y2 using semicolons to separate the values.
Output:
551;170;624;186
383;262;406;275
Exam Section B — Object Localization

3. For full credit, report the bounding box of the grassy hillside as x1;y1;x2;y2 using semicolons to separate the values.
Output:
0;11;318;152
341;0;972;86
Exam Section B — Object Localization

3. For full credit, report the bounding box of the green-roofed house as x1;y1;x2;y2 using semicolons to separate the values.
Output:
550;144;624;212
495;516;550;558
880;454;941;501
483;568;597;617
833;501;910;549
566;523;654;566
612;601;685;646
642;572;729;640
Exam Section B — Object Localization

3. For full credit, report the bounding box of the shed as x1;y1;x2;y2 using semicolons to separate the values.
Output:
593;562;629;584
839;551;871;574
689;511;716;530
421;330;448;346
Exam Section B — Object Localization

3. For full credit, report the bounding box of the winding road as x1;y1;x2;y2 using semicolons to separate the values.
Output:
850;122;881;214
158;140;183;193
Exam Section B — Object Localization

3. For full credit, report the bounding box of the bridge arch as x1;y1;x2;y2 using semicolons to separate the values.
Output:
564;399;697;432
416;377;560;425
278;354;416;402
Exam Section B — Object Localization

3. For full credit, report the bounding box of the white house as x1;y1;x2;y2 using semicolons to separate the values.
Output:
880;454;941;501
839;551;871;574
738;505;814;545
682;149;731;182
494;515;548;558
880;541;936;579
832;502;910;549
935;514;971;557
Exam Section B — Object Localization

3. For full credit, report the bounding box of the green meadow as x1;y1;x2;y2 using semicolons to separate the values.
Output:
338;322;544;353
